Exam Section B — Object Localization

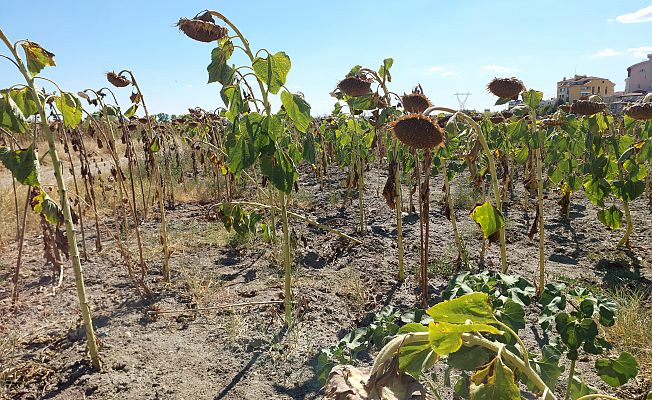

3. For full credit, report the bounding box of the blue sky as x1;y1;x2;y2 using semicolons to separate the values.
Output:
1;1;651;116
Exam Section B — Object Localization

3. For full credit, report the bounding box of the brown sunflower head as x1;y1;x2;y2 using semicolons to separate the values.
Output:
571;100;605;116
624;103;652;120
542;118;562;127
127;123;138;132
337;75;372;97
487;77;525;99
559;104;571;113
106;71;131;88
401;85;431;114
489;114;505;124
177;16;228;43
392;114;445;149
501;110;513;119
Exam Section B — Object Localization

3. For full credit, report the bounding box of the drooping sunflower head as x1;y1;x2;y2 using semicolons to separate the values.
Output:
401;85;431;114
106;71;131;88
487;77;524;99
337;75;373;97
177;12;228;43
571;100;605;116
392;114;445;149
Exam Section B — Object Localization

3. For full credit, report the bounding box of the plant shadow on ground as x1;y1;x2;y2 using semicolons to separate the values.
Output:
595;251;651;288
213;326;288;400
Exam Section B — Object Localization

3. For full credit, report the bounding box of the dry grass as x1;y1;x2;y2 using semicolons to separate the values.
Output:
605;288;652;377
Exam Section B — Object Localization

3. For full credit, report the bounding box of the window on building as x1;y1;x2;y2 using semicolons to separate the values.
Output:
598;86;601;94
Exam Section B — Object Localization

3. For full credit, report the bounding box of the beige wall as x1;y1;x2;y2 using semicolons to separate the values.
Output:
625;55;652;93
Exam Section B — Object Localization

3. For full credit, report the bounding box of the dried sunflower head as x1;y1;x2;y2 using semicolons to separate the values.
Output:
489;114;505;124
624;103;652;120
559;104;571;113
571;100;605;116
487;77;524;99
392;114;445;149
337;75;372;97
401;85;431;114
106;71;131;88
177;15;228;43
501;110;513;119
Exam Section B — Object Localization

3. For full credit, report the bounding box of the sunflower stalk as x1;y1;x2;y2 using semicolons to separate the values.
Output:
0;28;102;370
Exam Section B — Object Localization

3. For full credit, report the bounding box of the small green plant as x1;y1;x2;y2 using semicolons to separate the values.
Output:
322;272;639;400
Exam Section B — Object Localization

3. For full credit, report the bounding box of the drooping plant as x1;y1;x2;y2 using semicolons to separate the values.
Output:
0;30;101;369
392;113;445;306
178;10;313;325
105;70;172;282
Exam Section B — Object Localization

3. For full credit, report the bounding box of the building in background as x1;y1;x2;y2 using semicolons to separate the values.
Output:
605;91;646;114
625;54;652;94
557;75;615;103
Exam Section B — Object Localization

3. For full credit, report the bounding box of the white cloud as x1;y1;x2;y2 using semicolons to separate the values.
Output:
606;18;614;23
425;66;456;76
187;84;193;88
627;46;652;59
483;64;518;74
592;48;623;57
615;5;652;23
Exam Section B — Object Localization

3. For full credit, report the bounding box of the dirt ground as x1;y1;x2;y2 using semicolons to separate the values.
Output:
1;163;651;399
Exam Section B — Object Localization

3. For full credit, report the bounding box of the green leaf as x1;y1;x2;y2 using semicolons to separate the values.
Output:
221;85;248;119
612;179;645;202
597;205;623;230
398;337;437;378
428;321;500;356
596;295;616;327
5;87;39;116
469;202;504;239
595;352;638;387
447;345;494;371
0;93;29;133
20;41;56;77
347;92;379;110
0;144;40;186
378;58;393;82
281;91;311;133
522;90;543;109
252;51;291;95
398;323;429;334
30;189;63;224
569;376;596;399
427;292;497;325
583;177;610;207
124;104;138;118
469;357;520;400
529;344;564;391
55;92;82;128
150;137;160;153
260;150;297;194
495;299;525;331
494;97;511;106
302;131;316;164
228;135;256;174
207;41;235;85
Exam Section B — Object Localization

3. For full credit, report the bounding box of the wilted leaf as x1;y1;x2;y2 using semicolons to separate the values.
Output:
207;41;235;85
428;321;500;356
469;356;520;400
0;93;29;133
469;202;504;240
21;41;56;76
55;92;82;128
597;205;623;230
427;292;497;325
0;144;40;186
